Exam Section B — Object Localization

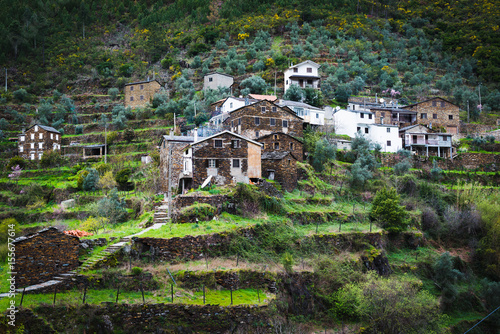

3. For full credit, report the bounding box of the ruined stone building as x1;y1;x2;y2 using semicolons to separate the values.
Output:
18;124;61;160
224;100;303;140
184;131;262;189
124;79;161;108
159;134;195;193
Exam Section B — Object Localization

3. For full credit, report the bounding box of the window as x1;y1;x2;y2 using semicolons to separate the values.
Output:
369;114;372;120
316;113;319;118
421;113;427;119
255;117;260;125
433;113;438;119
442;136;448;141
288;159;291;166
130;96;134;101
30;143;34;149
214;139;223;148
274;142;279;149
56;135;59;140
231;140;240;148
20;136;25;141
208;159;216;168
261;106;266;112
39;133;43;139
432;100;436;106
357;127;361;132
290;143;294;150
130;86;134;91
353;105;356;110
39;143;43;149
270;118;276;126
140;85;144;90
31;153;35;160
448;115;453;120
19;146;23;152
232;159;240;168
441;101;445;107
31;133;34;140
283;120;288;128
360;113;364;119
255;131;259;137
272;106;277;112
209;77;213;82
38;153;43;160
293;68;298;73
230;102;233;108
387;140;391;146
273;134;278;140
238;118;241;125
231;121;234;128
381;112;385;117
140;95;144;100
307;79;312;85
307;67;312;73
364;128;369;134
50;133;53;139
35;125;38;132
387;128;391;133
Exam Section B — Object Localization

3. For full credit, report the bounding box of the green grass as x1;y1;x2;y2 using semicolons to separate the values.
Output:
295;221;382;235
0;287;272;309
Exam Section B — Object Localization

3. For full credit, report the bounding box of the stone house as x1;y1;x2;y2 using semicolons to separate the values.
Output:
209;97;258;128
399;124;455;158
261;151;299;192
284;60;321;93
13;227;80;287
159;134;195;193
257;132;304;161
18;124;61;160
184;131;262;189
203;72;234;91
402;97;460;134
224;100;303;140
124;79;161;108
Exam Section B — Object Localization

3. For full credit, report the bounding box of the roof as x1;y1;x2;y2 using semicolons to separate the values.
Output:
399;124;420;132
223;100;303;121
257;132;304;143
370;107;417;113
262;151;298;160
289;60;321;69
125;79;161;86
224;96;259;104
205;72;234;79
159;135;195;146
288;75;321;80
13;227;78;244
277;99;323;111
403;97;459;109
24;124;61;134
83;144;107;148
248;94;277;102
190;130;263;147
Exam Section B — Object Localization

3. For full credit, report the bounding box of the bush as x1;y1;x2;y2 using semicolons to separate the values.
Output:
106;131;119;145
370;187;408;233
283;84;305;102
7;156;26;170
40;150;63;168
90;188;128;224
83;168;100;191
81;217;108;235
281;252;294;273
433;252;463;310
174;203;217;223
188;43;210;56
131;267;143;276
13;88;29;102
75;125;83;135
115;168;132;189
108;88;119;100
93;162;112;176
123;128;135;143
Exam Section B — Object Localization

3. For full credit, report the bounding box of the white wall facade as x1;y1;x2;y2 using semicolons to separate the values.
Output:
203;73;234;91
284;61;321;93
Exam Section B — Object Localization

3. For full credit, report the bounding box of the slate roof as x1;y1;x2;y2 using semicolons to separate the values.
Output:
13;227;78;244
257;132;304;143
24;124;61;134
277;99;323;111
190;130;262;147
125;79;161;86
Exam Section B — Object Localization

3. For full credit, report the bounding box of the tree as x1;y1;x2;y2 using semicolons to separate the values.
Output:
311;139;336;172
123;128;135;143
283;84;305;102
8;165;22;184
83;168;100;191
335;83;351;103
115;168;132;190
370;187;408;233
90;188;128;224
81;216;108;235
393;149;412;176
108;88;119;100
433;252;463;310
239;75;268;94
98;170;117;195
303;87;322;107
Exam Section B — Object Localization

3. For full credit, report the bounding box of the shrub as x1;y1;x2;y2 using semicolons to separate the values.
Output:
0;118;8;130
370;187;408;233
93;162;112;176
430;160;443;181
115;168;132;189
131;267;143;276
188;43;210;56
81;217;108;235
75;125;83;135
281;252;294;273
283;84;305;102
90;188;128;224
123;128;135;143
106;131;118;145
7;156;26;170
77;169;90;189
40;150;63;168
108;88;119;100
98;170;117;194
174;203;217;223
433;252;464;310
13;88;29;102
83;168;100;191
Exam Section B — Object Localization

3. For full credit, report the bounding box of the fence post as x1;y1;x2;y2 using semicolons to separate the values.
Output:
257;289;260;303
171;284;174;303
82;284;87;304
140;283;145;305
203;284;205;305
53;286;57;306
230;288;233;306
115;286;120;303
20;288;25;307
236;254;239;267
339;221;342;232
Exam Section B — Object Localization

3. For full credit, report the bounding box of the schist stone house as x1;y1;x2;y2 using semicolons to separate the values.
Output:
224;100;303;140
284;60;321;93
124;79;161;108
18;124;61;160
257;132;304;161
159;134;195;193
13;227;80;287
402;97;460;134
203;72;234;91
262;151;300;192
184;131;262;190
400;124;454;158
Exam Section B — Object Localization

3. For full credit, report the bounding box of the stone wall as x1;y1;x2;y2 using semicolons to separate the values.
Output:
173;194;232;211
257;132;304;161
178;270;278;292
124;80;161;108
224;100;303;140
261;154;298;192
403;97;460;132
13;227;80;287
460;123;498;135
159;138;192;192
382;152;500;171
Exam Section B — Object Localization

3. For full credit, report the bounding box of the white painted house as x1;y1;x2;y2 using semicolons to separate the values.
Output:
209;97;258;127
276;100;325;126
284;60;321;93
203;72;234;91
332;108;402;153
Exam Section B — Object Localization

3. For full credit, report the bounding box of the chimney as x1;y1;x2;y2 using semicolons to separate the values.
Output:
169;129;174;136
380;116;384;124
239;95;243;98
245;97;249;105
194;128;198;142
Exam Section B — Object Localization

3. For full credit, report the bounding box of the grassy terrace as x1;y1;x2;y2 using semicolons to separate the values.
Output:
0;288;273;309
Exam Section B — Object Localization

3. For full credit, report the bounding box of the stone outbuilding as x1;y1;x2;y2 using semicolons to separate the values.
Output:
18;124;61;160
124;79;161;108
185;131;262;189
257;132;304;161
261;151;299;192
13;227;80;287
203;72;234;91
159;134;195;193
224;100;303;140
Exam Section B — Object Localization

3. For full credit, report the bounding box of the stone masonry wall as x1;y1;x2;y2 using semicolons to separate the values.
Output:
192;132;252;188
224;100;303;140
258;132;304;161
13;228;80;287
381;152;500;171
261;155;298;192
18;126;61;160
173;194;232;212
403;97;460;132
159;140;191;192
124;81;161;108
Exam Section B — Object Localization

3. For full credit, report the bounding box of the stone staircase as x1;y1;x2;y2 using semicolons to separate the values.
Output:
153;204;170;224
78;240;129;271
